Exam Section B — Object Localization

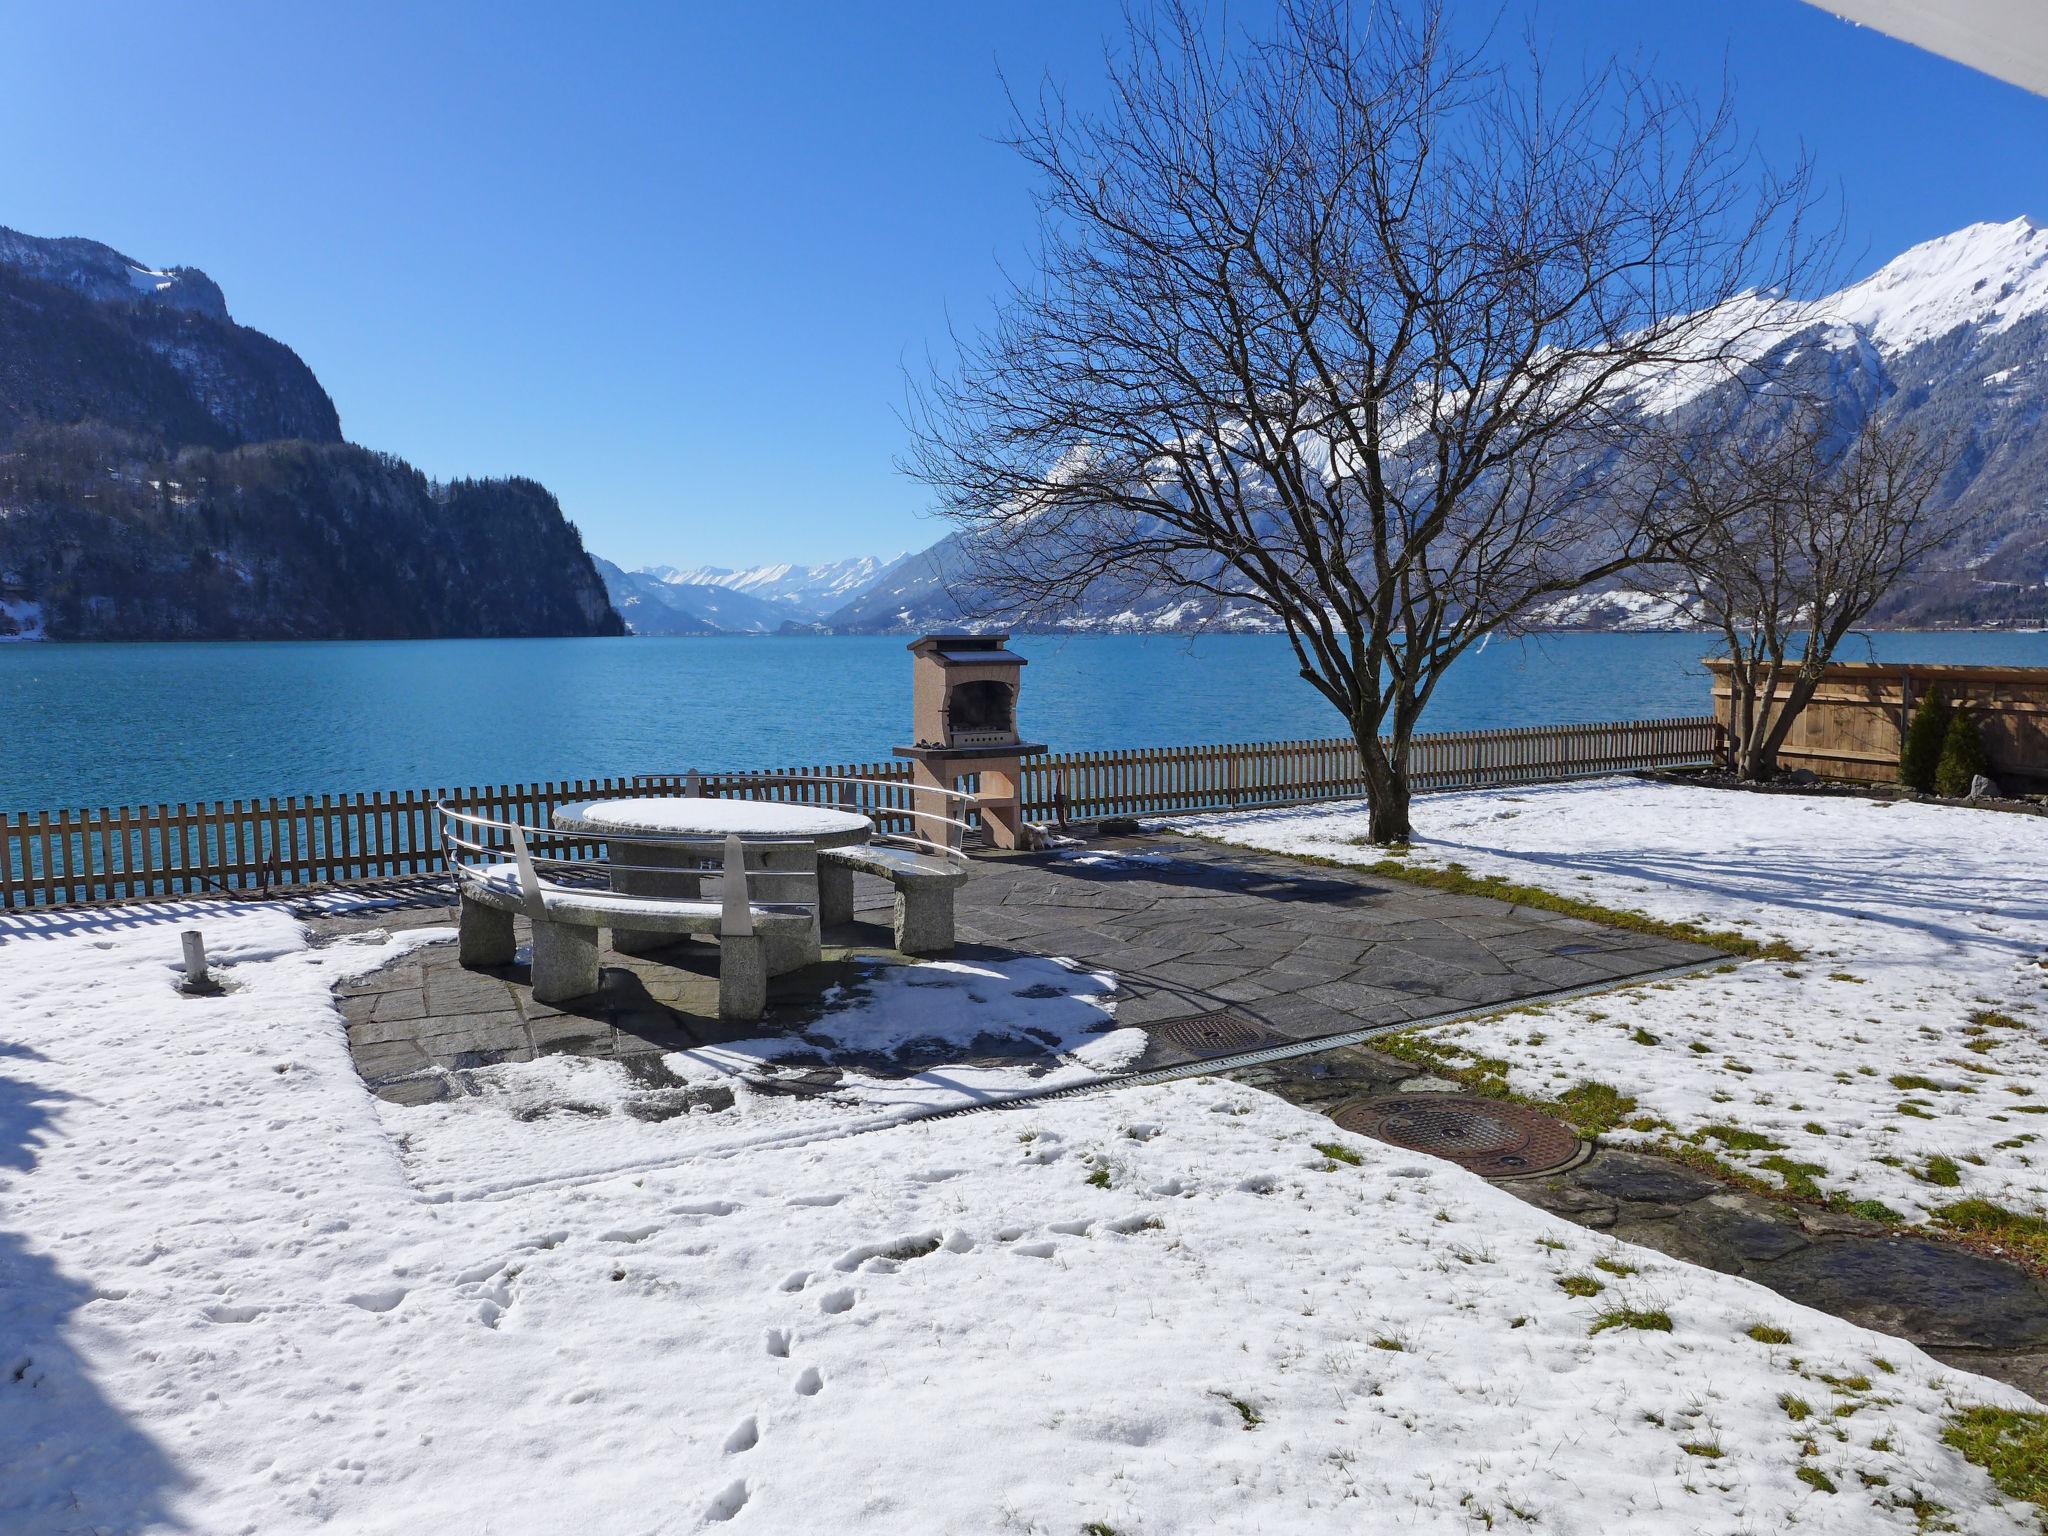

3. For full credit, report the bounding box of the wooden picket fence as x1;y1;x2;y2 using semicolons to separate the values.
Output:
0;717;1720;910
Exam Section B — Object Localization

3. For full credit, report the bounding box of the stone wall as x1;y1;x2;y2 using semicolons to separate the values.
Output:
1705;660;2048;788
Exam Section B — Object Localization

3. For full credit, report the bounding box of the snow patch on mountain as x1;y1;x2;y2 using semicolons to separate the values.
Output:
661;554;911;618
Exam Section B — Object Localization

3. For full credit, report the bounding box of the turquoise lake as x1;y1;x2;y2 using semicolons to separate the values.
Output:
3;630;2044;813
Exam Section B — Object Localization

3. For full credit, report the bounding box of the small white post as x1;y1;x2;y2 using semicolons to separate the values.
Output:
180;930;208;986
685;770;705;798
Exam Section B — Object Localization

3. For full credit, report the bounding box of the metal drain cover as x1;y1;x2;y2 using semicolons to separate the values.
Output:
1145;1010;1290;1058
1329;1094;1581;1178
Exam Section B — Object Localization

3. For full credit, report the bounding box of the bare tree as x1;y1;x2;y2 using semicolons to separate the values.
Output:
906;0;1823;842
1646;405;1957;781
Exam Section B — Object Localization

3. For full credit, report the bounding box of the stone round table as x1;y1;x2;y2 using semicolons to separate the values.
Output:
553;796;871;970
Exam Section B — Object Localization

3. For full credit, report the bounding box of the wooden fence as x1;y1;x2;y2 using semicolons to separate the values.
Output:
0;717;1720;911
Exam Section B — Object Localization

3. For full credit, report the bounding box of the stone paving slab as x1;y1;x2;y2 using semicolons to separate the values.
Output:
323;831;1719;1096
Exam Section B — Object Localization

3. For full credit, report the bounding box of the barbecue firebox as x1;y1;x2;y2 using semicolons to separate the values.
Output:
895;634;1047;849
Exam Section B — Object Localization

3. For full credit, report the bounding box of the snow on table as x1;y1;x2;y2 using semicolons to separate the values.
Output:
1174;777;2048;1223
3;898;2041;1533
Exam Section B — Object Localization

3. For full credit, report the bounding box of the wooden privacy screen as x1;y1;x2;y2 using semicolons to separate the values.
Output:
1;718;1721;910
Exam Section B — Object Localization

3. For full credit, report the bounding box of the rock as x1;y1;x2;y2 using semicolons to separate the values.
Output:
1968;773;2001;801
1571;1151;1720;1207
1767;1238;2048;1350
1787;769;1820;786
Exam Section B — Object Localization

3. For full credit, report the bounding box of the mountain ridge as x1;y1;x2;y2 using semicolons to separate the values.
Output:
801;219;2048;635
0;225;621;642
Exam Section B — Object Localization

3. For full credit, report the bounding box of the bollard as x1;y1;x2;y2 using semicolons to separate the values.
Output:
181;930;208;986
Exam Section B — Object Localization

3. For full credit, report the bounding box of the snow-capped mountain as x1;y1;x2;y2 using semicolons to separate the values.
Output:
825;219;2048;633
591;560;792;635
655;554;913;620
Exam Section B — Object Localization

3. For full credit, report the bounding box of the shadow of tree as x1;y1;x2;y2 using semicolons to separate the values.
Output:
0;1047;190;1531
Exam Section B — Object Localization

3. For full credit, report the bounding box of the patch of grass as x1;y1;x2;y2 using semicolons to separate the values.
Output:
1913;1155;1963;1188
1345;857;1802;960
1891;1073;1947;1092
1816;1371;1871;1393
1313;1141;1362;1166
1082;1524;1124;1536
1085;1168;1111;1189
1757;1155;1829;1200
1679;1441;1724;1460
1780;1393;1813;1421
1370;1335;1408;1352
1629;1026;1660;1046
1592;1256;1639;1278
1748;1323;1794;1345
1942;1405;2048;1512
1213;1393;1262;1430
1555;1081;1639;1137
1588;1306;1672;1337
1827;972;1863;983
1557;1274;1604;1298
1701;1124;1786;1152
1688;1040;1712;1054
1795;1465;1837;1494
1969;1009;2025;1031
1933;1199;2048;1267
1804;1121;1829;1135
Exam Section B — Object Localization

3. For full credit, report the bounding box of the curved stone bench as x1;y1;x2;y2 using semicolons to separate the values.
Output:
455;833;811;1019
818;843;968;956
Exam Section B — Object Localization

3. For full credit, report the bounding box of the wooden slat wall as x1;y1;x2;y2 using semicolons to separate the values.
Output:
0;719;1719;910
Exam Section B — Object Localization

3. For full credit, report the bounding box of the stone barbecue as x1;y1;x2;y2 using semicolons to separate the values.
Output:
895;633;1046;849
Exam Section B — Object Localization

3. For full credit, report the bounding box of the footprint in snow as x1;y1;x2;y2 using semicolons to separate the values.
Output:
818;1288;856;1315
724;1416;759;1455
764;1328;791;1358
704;1479;750;1522
793;1366;824;1396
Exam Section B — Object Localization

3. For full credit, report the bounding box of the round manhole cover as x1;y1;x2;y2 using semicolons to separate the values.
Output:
1329;1094;1581;1178
1147;1011;1287;1057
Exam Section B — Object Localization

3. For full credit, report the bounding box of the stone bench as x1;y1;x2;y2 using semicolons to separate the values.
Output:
456;832;810;1020
818;843;969;956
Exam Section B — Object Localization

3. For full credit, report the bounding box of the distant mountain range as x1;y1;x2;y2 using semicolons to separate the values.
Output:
595;554;915;635
0;225;620;642
605;219;2048;636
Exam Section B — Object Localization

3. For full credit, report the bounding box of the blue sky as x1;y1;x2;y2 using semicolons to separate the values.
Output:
1;1;2043;570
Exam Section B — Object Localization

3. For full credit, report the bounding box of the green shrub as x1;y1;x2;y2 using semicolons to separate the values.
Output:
1933;708;1991;798
1899;687;1952;791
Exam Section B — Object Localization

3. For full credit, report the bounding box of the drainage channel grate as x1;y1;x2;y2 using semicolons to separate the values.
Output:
1145;1010;1292;1058
1329;1094;1582;1178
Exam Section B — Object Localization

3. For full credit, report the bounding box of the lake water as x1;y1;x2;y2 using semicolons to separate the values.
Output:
3;630;2044;813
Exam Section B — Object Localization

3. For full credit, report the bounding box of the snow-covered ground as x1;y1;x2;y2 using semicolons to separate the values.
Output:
390;952;1140;1201
4;894;2043;1532
1175;778;2048;1224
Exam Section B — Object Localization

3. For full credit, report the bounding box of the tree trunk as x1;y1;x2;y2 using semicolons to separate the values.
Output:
1357;728;1413;844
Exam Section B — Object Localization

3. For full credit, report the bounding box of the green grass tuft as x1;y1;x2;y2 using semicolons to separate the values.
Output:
1943;1406;2048;1512
1344;857;1802;960
1933;1199;2048;1267
1795;1465;1836;1494
1748;1322;1793;1345
1701;1124;1786;1152
1312;1141;1363;1166
1589;1306;1672;1336
1913;1155;1963;1188
1556;1274;1604;1298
